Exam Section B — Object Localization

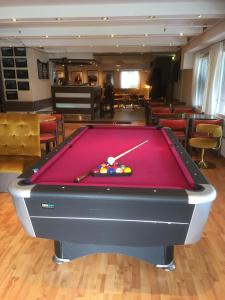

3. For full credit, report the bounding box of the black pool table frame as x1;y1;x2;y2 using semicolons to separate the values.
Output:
9;126;216;271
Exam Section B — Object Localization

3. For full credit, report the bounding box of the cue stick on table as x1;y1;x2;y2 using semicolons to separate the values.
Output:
74;139;149;183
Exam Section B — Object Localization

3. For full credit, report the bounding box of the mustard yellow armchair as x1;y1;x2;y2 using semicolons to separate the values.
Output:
189;124;222;168
0;113;41;192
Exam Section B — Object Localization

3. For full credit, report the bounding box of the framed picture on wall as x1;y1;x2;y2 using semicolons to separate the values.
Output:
37;59;49;79
71;71;83;85
5;80;17;90
15;58;27;68
1;47;14;56
18;81;30;90
87;70;98;85
16;69;29;79
14;47;26;56
102;71;114;85
3;69;16;79
6;91;18;100
2;58;15;68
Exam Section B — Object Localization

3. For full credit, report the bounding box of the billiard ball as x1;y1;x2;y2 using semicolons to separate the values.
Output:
107;156;115;165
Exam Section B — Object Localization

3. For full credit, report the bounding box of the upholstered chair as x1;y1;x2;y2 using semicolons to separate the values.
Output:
40;120;57;153
159;119;187;145
0;113;41;191
189;124;222;168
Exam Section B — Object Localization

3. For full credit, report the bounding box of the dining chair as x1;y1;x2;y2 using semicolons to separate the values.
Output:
159;118;187;145
189;124;222;168
191;119;223;138
40;120;57;153
53;113;65;143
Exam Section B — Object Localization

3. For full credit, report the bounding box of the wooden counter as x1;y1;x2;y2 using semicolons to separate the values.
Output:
52;85;101;120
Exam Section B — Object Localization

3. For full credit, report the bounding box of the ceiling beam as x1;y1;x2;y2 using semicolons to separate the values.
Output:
0;2;224;19
0;25;202;37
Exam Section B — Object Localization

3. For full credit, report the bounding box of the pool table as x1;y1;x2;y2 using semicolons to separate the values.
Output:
9;125;216;270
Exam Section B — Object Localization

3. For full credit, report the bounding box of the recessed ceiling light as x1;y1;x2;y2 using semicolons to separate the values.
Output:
180;32;184;36
12;18;17;22
101;17;109;21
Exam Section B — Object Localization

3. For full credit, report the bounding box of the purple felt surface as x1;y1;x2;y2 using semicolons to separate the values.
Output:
31;126;194;190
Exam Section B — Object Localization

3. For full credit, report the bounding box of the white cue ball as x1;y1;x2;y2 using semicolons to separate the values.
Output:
107;156;115;165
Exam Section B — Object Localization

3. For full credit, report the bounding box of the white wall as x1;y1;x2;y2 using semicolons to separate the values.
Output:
27;48;51;101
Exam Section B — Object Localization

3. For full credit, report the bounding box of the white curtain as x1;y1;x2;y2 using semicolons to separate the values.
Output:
192;53;200;107
202;42;224;114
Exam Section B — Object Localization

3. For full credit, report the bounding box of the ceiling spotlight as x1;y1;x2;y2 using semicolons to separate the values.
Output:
45;35;48;38
111;34;114;38
12;18;17;22
101;17;109;21
198;15;202;18
180;32;184;36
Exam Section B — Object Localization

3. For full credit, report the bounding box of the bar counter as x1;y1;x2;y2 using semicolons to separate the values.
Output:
52;85;101;120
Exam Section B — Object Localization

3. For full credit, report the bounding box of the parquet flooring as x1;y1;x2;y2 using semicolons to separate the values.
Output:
1;121;225;300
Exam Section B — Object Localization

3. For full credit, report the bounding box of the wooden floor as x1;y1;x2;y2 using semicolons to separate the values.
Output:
1;119;225;300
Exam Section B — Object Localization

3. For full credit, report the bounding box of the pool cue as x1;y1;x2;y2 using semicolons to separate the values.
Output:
74;139;149;183
114;140;148;160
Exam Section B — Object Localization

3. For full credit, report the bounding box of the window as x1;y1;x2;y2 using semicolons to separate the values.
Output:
120;71;140;89
195;55;208;107
215;51;225;115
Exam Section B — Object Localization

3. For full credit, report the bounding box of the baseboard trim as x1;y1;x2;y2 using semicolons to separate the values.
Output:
5;98;53;112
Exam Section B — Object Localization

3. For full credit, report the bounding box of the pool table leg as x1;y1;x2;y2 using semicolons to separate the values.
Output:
53;255;70;265
53;241;71;264
155;245;176;271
